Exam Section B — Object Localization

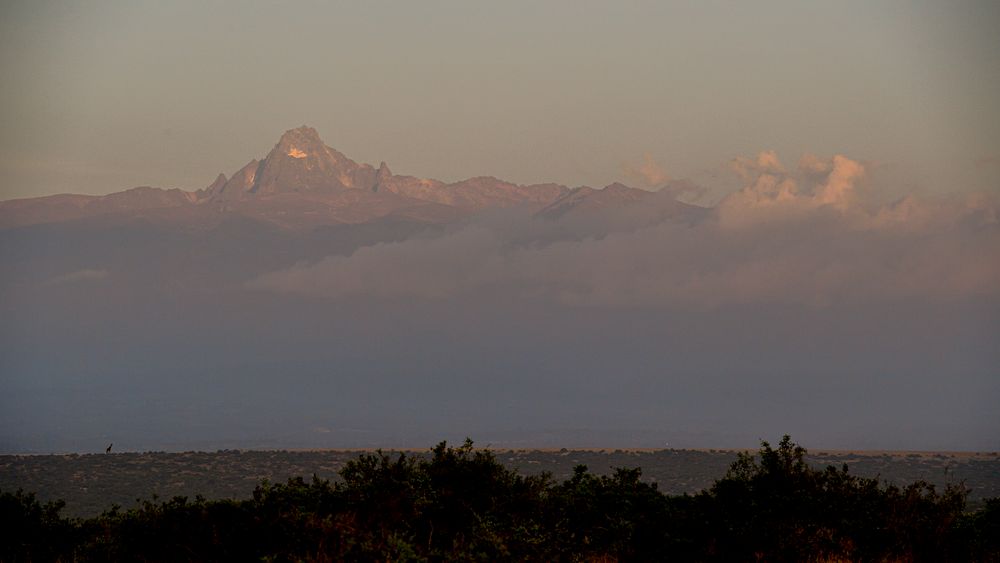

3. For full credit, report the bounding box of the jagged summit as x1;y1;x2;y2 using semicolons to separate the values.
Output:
202;173;227;195
373;161;393;192
200;126;572;212
269;126;329;162
254;126;376;195
207;126;377;199
279;125;323;144
0;125;688;230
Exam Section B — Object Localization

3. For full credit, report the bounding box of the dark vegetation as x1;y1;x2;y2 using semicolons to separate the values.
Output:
5;445;997;519
2;437;998;562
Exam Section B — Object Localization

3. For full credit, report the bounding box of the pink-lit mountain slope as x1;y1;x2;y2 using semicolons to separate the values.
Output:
0;126;679;230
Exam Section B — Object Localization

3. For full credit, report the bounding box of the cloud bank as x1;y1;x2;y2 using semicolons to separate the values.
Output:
249;152;999;309
623;153;670;188
5;152;998;452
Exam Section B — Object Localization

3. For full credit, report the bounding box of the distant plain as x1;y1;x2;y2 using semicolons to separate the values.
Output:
4;447;997;518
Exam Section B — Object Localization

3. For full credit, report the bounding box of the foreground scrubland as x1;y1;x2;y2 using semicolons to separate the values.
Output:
3;437;999;562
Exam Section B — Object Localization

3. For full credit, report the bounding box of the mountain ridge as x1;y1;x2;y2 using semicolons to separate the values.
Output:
0;126;666;230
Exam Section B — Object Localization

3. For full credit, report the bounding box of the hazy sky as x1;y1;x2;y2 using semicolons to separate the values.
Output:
1;0;998;200
2;2;999;452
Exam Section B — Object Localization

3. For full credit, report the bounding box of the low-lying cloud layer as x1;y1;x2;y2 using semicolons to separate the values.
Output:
5;152;998;452
250;152;1000;308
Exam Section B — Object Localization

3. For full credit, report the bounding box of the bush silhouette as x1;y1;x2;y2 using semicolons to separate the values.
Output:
2;436;997;561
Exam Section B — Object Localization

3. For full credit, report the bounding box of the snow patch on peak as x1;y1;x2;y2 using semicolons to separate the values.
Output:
287;148;307;159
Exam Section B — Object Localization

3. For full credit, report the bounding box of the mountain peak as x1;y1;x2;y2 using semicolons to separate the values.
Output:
204;173;228;193
245;126;376;196
274;126;326;158
278;125;321;142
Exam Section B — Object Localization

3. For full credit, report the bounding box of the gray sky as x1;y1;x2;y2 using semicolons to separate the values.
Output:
1;0;998;200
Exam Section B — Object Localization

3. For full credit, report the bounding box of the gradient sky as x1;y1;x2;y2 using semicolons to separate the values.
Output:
2;2;1000;452
1;0;998;200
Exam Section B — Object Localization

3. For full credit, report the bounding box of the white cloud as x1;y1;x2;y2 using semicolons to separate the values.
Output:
250;152;1000;309
623;153;670;188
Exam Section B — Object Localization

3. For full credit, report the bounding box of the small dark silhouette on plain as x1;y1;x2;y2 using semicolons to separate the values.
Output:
106;443;112;454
